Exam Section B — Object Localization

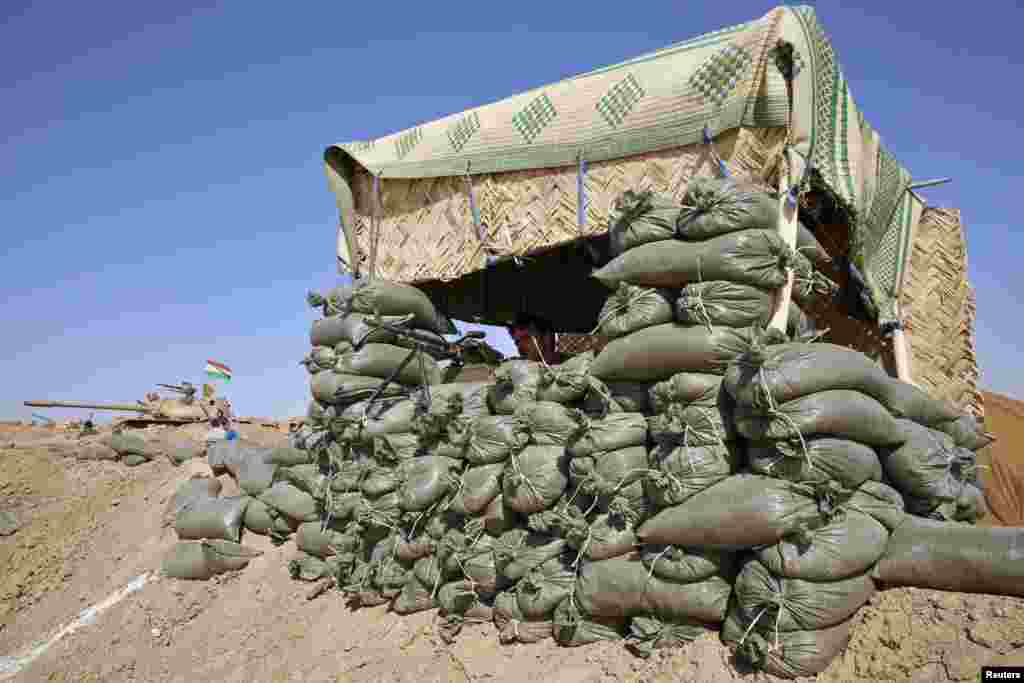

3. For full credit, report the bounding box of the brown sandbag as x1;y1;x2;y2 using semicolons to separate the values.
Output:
593;229;791;291
724;342;962;428
595;283;675;338
734;390;907;448
310;371;405;406
755;510;889;581
747;437;883;489
591;324;783;382
346;279;455;335
733;558;875;633
576;555;731;624
335;343;441;386
871;515;1024;597
722;610;854;679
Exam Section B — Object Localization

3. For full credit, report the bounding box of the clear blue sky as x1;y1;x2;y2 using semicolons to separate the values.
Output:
2;1;1022;422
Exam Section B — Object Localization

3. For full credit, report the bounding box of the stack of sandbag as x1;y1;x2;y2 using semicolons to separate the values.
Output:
589;179;836;391
162;474;262;580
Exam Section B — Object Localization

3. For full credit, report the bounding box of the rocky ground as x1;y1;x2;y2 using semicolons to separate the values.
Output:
0;419;1022;682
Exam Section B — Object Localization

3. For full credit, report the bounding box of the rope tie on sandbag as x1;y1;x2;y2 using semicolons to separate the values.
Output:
755;366;813;470
590;284;665;336
703;124;732;178
507;447;544;506
645;545;674;585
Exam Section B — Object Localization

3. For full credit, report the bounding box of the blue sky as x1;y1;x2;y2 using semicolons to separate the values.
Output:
2;1;1022;422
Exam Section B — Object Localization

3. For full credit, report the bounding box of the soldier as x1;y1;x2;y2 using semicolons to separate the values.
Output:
507;313;563;365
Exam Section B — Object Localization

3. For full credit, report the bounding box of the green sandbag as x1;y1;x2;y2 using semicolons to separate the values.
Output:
516;402;583;446
563;512;638;562
847;480;906;531
553;598;626;647
637;475;826;550
369;433;422;462
607;190;682;255
489;360;541;414
398;456;460;512
166;476;222;520
882;419;970;504
872;515;1024;597
108;431;159;458
722;609;854;679
675;280;809;334
258;482;319;523
625;616;706;658
733;558;875;633
175;495;250;543
274;464;325;499
592;229;791;291
581;380;655;415
451;462;505;515
322;491;364;523
640;545;735;584
236;450;278;496
309;312;409;348
516;556;576;619
723;342;962;428
347;279;455;335
649;373;722;412
595;283;675;338
162;540;262;580
503;446;569;514
493;591;553;643
934;414;995;451
756;510;888;581
567;413;647;458
747;437;883;489
433;382;492;418
305;346;337;374
648;399;736;447
576;555;731;624
481;494;520;536
392;574;438;615
570;445;649;499
288;551;340;582
412;554;450;592
242;499;274;535
905;482;987;523
310;371;405;406
643;442;739;509
536;352;594;404
496;532;567;583
334;398;417;444
295;522;357;559
734;390;907;448
464;415;530;465
264;446;312;466
122;454;148;466
335;343;441;386
360;464;401;498
591;323;782;382
675;177;777;240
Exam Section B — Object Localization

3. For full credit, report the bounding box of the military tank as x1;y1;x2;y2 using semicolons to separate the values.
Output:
25;382;232;429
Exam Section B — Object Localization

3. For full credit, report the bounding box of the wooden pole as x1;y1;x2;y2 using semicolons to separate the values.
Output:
768;149;799;333
907;177;952;191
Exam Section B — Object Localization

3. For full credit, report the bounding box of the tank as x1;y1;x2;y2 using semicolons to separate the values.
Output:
25;382;232;428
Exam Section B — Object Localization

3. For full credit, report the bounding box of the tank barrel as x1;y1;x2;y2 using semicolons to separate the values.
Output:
24;400;149;412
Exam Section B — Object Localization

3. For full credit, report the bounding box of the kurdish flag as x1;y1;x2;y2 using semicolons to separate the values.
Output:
206;359;232;382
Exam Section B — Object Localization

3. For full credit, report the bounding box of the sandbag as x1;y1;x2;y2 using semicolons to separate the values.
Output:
122;454;149;467
592;323;782;382
392;574;437;615
649;373;723;412
462;415;530;465
398;456;459;512
595;283;675;338
345;279;454;334
488;360;540;414
625;616;706;658
648;400;736;447
107;431;159;459
734;390;907;448
235;450;278;496
643;442;739;509
591;381;655;414
733;558;875;632
756;510;888;581
640;545;734;584
747;437;882;489
872;515;1024;597
175;495;250;543
575;555;731;624
310;312;409;348
607;190;680;255
493;591;553;644
310;371;405;406
564;512;638;562
516;402;582;446
675;177;777;239
259;482;319;523
724;342;961;427
451;463;505;515
481;494;520;536
883;419;970;504
167;442;202;465
516;556;576;619
722;610;854;679
335;343;441;386
165;476;222;522
288;552;340;582
369;433;422;462
935;414;995;451
567;413;647;458
333;398;417;445
638;475;826;550
162;540;262;580
274;464;325;499
242;499;274;535
536;352;594;404
503;446;569;514
675;280;809;334
553;599;625;647
295;522;357;559
433;382;492;418
496;532;568;583
570;445;649;501
264;446;312;466
593;229;791;291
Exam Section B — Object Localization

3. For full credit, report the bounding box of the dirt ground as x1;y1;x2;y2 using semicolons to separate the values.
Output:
0;419;1022;682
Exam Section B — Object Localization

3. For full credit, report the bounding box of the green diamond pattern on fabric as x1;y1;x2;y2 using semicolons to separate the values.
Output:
512;94;557;144
447;112;481;153
596;74;645;128
689;44;753;109
794;6;840;188
395;127;423;160
869;198;908;319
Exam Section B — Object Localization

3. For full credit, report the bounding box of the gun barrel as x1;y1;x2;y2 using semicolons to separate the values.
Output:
24;400;149;413
364;320;450;350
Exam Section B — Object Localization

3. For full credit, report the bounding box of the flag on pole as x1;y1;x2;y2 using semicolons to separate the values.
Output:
206;360;232;382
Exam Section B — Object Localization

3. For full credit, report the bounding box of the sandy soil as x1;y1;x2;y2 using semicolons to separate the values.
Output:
0;422;1022;683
